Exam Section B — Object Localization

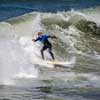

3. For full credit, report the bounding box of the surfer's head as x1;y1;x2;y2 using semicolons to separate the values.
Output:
38;32;42;37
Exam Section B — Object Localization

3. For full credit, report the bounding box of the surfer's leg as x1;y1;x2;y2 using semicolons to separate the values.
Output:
49;51;55;60
41;46;47;59
48;45;55;60
41;50;44;59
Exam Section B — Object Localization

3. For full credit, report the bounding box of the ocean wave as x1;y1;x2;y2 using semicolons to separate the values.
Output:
0;8;100;53
0;4;34;10
0;8;100;85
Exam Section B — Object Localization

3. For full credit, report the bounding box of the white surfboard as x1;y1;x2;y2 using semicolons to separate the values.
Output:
46;60;71;65
32;57;75;68
46;60;74;68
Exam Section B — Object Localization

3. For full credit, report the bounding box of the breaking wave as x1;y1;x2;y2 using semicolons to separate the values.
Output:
0;7;100;85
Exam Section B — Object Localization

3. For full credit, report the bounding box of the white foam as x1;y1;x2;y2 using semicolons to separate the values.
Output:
0;37;38;85
14;73;37;79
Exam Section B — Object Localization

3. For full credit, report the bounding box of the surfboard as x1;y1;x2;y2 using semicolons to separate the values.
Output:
47;61;68;65
45;61;69;68
46;60;73;67
32;57;75;68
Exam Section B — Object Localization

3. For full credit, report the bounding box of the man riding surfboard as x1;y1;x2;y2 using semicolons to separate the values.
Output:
32;32;57;60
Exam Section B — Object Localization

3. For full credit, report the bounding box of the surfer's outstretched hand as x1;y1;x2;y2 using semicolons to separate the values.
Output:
32;38;35;41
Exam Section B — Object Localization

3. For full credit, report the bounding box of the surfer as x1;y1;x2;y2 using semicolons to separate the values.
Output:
32;32;57;60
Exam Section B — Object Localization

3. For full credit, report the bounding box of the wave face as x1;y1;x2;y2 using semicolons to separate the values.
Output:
0;0;100;21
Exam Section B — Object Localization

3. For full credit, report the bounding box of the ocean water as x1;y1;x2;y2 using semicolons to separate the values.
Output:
0;0;100;21
0;0;100;100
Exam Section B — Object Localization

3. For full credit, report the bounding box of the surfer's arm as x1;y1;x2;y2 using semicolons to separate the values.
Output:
32;37;40;42
47;35;57;39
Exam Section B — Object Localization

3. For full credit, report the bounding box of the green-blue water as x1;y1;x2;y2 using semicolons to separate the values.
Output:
0;0;100;21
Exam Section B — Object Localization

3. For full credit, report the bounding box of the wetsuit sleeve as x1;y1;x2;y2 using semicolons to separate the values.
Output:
34;37;40;42
47;35;57;39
